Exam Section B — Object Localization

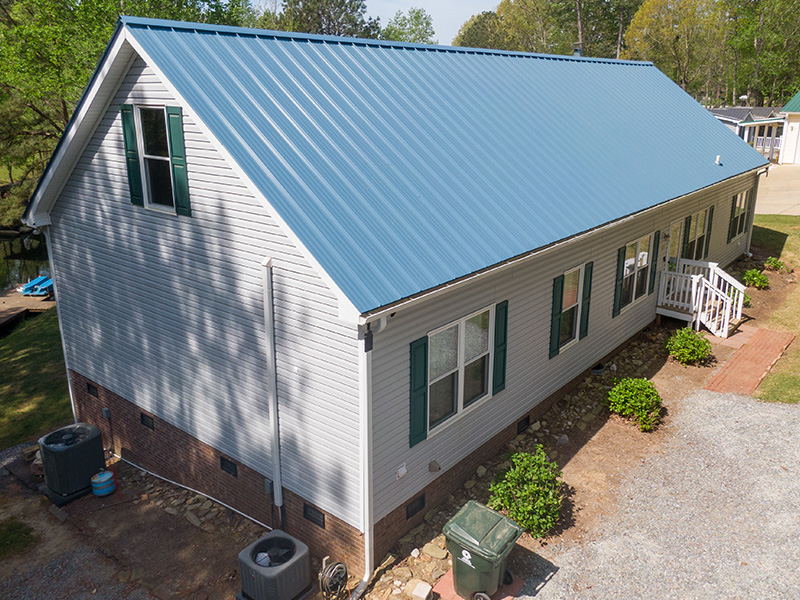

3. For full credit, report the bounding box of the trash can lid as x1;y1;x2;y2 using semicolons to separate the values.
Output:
443;501;523;562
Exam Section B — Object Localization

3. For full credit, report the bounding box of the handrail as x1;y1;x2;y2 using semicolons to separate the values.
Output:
697;278;733;338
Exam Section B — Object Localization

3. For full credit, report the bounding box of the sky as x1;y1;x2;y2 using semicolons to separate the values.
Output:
366;1;497;46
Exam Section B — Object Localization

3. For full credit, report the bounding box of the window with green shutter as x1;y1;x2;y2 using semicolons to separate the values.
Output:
409;301;508;446
550;262;592;358
613;231;655;317
728;189;751;242
120;104;191;216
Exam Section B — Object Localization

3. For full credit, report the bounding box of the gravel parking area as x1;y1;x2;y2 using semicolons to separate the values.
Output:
519;390;800;599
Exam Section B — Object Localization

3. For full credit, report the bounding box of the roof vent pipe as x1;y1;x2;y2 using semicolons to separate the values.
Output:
572;43;583;57
715;155;721;165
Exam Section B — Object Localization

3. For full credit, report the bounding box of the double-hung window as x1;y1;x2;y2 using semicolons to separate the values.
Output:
409;301;509;447
728;190;751;241
428;308;492;429
682;207;713;261
120;104;192;216
613;231;660;317
549;262;593;358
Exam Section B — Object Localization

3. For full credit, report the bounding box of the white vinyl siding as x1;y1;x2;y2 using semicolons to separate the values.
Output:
369;170;759;523
48;57;362;528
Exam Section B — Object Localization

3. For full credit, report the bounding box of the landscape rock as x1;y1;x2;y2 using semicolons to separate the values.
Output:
556;434;569;446
410;548;420;559
475;465;487;478
464;480;475;489
422;543;447;560
185;511;202;527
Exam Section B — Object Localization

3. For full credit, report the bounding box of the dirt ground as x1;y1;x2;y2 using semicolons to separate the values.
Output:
0;255;794;600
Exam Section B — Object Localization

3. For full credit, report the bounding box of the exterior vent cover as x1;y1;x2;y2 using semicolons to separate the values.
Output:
39;423;105;496
238;531;310;600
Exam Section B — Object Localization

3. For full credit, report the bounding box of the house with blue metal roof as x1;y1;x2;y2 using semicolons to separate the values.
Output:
24;16;767;582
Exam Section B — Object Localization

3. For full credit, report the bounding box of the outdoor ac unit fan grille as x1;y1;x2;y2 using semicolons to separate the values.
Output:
39;422;105;496
239;531;310;600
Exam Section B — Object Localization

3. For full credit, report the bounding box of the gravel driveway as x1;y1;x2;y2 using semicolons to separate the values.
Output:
519;390;800;599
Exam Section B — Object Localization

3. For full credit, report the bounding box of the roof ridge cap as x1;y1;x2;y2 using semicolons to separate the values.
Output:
119;15;654;67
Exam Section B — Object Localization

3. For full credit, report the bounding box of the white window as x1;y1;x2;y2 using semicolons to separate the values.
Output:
730;190;749;240
620;232;653;310
683;207;712;261
558;266;583;349
427;307;494;431
137;107;175;209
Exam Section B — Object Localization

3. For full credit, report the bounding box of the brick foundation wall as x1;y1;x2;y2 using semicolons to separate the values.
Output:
371;324;653;563
71;371;364;572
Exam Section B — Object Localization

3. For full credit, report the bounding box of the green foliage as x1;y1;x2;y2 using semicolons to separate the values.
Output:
282;0;379;37
488;448;562;537
606;377;662;432
381;7;436;44
666;327;713;366
0;517;38;559
0;310;71;450
453;11;507;49
742;268;770;289
765;256;785;272
727;287;752;308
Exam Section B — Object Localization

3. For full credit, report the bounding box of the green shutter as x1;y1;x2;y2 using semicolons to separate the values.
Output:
612;246;625;318
703;205;714;258
681;215;692;258
120;104;143;206
492;300;508;394
579;262;593;339
409;337;428;447
549;275;564;359
727;195;737;242
648;231;660;294
166;106;191;217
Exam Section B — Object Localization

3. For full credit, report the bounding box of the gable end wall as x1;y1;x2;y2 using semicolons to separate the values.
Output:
48;56;362;528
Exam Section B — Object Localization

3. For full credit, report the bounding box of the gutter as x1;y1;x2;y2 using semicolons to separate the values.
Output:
43;226;77;423
261;257;285;528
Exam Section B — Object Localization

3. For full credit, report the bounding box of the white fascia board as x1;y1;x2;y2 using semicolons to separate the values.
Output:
123;28;361;325
25;28;132;228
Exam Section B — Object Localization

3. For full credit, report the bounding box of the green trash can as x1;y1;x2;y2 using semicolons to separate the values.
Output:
442;500;523;600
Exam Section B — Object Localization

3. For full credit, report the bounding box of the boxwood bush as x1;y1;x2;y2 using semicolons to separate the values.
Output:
606;377;662;432
666;327;713;365
488;448;562;537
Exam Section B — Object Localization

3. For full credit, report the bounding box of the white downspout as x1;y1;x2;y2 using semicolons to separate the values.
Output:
353;322;374;599
261;257;285;527
43;226;77;423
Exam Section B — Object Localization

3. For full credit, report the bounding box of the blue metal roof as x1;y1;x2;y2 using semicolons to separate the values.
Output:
122;17;768;313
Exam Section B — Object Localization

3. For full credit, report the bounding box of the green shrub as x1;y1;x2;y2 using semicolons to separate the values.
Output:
666;327;713;365
488;448;562;537
606;378;663;432
727;289;752;308
742;268;770;289
764;256;785;272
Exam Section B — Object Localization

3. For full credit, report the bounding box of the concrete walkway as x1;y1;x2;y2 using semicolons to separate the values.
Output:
756;164;800;215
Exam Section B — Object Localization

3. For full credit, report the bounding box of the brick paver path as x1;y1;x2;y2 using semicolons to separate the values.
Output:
705;328;795;395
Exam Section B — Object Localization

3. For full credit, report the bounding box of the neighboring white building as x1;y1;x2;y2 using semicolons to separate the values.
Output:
709;107;784;161
779;90;800;164
24;17;768;580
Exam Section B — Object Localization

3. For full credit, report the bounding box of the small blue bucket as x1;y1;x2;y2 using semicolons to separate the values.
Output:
91;470;115;497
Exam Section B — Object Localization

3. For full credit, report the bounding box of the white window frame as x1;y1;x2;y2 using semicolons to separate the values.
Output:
135;105;175;213
730;190;749;240
558;264;585;353
426;305;495;436
619;232;654;313
683;207;712;261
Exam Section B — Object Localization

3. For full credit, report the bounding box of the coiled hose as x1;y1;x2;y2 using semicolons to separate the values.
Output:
319;558;349;600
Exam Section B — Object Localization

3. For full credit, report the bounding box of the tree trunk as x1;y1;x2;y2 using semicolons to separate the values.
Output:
616;5;624;59
575;0;584;53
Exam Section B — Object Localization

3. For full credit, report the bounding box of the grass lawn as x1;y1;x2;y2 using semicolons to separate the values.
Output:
0;517;38;559
0;310;72;450
751;215;800;403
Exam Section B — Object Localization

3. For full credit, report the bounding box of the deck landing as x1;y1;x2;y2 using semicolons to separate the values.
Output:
0;286;54;330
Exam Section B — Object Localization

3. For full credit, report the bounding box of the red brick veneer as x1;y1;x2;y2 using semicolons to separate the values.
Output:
70;370;364;572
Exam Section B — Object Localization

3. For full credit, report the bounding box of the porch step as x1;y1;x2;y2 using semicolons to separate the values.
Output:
656;305;694;321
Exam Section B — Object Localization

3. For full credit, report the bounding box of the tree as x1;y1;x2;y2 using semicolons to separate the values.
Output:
0;0;256;227
380;7;436;44
453;11;508;49
623;0;724;94
497;0;572;55
282;0;379;37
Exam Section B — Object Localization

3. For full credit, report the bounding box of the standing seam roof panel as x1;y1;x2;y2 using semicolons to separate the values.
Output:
125;19;767;313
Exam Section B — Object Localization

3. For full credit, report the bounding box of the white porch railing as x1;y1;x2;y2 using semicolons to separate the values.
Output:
657;259;747;338
696;278;733;337
658;270;700;314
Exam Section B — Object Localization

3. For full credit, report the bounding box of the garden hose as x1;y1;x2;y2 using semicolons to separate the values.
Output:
319;557;349;600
